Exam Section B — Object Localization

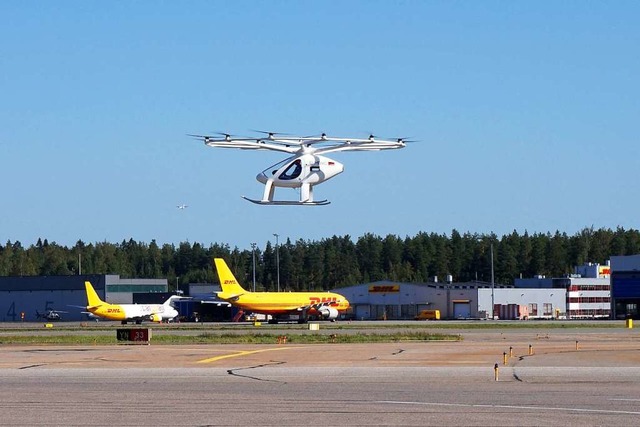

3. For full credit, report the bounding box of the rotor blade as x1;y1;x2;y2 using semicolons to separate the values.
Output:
389;137;417;143
302;132;328;140
212;131;245;138
250;129;292;138
210;131;241;141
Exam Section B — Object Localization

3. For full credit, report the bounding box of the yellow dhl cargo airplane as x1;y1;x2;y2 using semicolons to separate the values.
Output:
84;281;181;324
214;258;350;323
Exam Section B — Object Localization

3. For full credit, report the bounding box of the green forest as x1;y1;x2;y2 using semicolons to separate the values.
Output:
1;227;638;291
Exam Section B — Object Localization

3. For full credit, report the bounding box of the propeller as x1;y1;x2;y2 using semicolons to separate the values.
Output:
187;132;241;143
391;137;417;143
363;134;417;143
302;132;328;140
187;133;214;143
212;131;235;141
250;129;291;139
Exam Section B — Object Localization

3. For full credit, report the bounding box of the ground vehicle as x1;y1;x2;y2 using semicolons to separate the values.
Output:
415;309;440;320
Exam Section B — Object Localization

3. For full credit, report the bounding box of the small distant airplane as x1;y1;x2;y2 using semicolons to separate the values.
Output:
84;281;182;324
35;309;67;321
213;258;350;323
176;204;188;209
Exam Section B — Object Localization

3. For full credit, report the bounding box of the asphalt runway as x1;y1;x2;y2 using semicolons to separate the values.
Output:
1;324;640;426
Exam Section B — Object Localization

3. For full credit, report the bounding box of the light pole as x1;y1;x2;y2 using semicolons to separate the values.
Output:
273;233;280;292
490;243;495;319
251;242;257;292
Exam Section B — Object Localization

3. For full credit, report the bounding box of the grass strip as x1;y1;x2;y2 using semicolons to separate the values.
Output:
0;331;460;345
0;321;623;334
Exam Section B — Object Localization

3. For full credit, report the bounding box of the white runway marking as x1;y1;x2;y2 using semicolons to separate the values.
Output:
378;400;640;415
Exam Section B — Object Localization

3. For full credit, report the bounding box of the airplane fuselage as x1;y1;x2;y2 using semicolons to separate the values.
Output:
214;258;350;322
84;281;179;323
220;291;349;315
87;303;178;322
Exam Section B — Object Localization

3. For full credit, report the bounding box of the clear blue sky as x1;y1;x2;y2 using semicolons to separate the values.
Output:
1;1;639;250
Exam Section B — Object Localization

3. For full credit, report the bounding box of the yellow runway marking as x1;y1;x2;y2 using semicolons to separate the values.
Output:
197;347;299;364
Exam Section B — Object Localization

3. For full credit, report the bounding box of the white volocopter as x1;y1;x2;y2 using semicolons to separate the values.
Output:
189;131;409;206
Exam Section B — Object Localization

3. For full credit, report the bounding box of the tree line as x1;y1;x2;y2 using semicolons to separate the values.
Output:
0;227;638;291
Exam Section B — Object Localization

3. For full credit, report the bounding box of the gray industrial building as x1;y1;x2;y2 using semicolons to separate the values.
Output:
336;262;614;321
0;275;167;322
333;280;564;320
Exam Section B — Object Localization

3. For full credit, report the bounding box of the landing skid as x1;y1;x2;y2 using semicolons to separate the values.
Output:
242;196;330;206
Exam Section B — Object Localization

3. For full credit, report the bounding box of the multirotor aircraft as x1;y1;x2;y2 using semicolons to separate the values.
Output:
189;131;408;205
35;309;67;321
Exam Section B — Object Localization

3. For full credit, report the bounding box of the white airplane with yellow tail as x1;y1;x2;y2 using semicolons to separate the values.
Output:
214;258;350;323
84;281;181;324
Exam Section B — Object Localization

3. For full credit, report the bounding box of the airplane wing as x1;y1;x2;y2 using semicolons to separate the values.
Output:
176;295;232;306
215;289;245;302
199;300;232;306
81;311;100;320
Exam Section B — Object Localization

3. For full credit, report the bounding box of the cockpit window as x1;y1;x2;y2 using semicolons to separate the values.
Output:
279;160;302;180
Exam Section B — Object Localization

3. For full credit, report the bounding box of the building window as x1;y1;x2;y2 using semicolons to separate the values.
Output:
529;303;538;316
543;303;553;316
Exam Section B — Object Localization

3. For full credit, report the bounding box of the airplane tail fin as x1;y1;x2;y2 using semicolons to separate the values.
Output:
214;258;247;296
84;281;104;308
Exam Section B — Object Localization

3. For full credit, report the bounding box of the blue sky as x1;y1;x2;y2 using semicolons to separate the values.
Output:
1;1;639;249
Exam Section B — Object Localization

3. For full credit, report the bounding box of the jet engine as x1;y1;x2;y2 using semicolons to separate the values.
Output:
148;313;162;322
318;307;339;320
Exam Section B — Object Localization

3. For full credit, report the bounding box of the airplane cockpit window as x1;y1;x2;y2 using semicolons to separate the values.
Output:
279;160;302;180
